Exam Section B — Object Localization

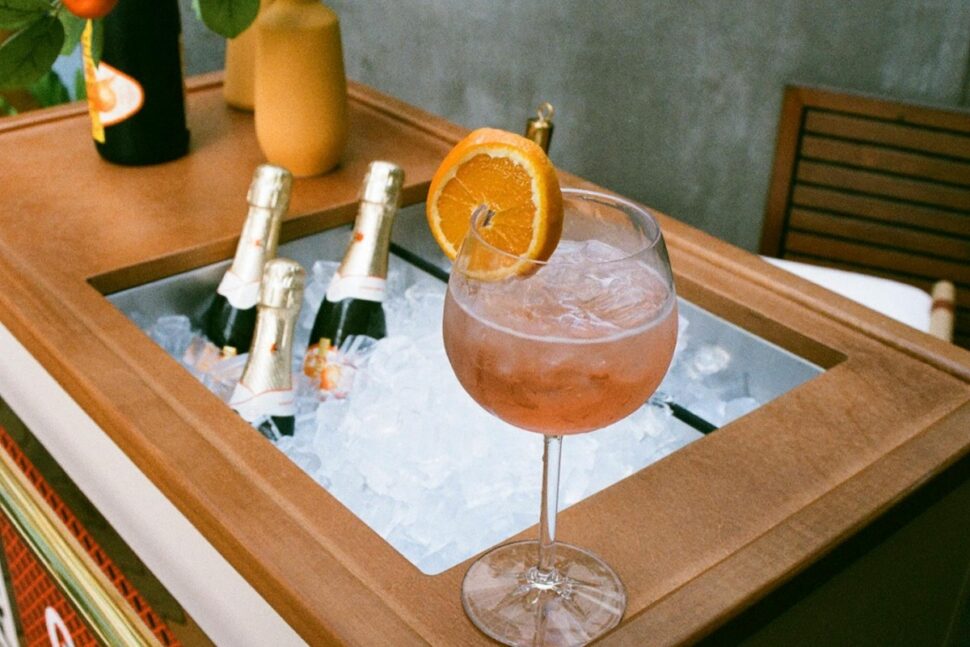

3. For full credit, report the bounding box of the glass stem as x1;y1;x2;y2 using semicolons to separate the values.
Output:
536;434;563;579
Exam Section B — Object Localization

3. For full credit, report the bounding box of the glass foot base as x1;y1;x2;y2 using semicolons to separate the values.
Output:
461;540;626;646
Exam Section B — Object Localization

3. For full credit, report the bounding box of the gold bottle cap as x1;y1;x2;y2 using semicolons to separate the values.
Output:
259;258;305;311
360;161;404;208
525;102;555;153
248;164;294;210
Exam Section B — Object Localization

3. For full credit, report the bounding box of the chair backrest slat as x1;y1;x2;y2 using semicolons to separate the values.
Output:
803;111;970;159
788;208;970;261
800;134;970;186
790;186;968;237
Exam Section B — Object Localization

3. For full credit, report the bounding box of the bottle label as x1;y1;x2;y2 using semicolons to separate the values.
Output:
325;272;386;304
229;383;295;422
217;270;262;310
81;20;104;143
90;61;144;128
303;339;356;397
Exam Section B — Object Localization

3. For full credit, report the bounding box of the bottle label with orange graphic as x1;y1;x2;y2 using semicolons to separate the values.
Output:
81;20;144;143
303;339;357;397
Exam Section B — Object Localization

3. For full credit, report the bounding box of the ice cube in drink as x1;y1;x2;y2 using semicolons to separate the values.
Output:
443;239;677;435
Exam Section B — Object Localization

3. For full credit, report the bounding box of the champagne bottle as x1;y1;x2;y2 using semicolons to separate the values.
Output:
525;102;555;153
304;161;404;390
82;0;190;165
204;164;293;356
229;258;305;439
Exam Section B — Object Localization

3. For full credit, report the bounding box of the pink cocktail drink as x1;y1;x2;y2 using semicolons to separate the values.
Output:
445;188;677;646
444;239;677;435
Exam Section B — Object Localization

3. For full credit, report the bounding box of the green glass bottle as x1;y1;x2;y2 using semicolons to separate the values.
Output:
85;0;189;165
204;164;292;356
303;161;403;389
229;258;305;438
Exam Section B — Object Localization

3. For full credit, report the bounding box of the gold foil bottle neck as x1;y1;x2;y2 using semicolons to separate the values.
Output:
225;164;292;288
248;163;293;211
259;258;306;311
237;259;304;397
525;102;555;153
335;162;405;282
359;160;404;209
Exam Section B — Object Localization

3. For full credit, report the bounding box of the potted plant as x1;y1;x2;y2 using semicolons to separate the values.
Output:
0;0;259;112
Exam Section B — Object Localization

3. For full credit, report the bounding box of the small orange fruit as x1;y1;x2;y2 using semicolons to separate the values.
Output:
63;0;119;19
426;127;563;275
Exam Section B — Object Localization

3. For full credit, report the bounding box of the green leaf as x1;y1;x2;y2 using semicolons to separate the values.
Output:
0;15;64;89
0;0;51;30
198;0;258;39
57;9;84;55
88;15;101;64
27;68;68;106
73;65;84;99
0;94;17;116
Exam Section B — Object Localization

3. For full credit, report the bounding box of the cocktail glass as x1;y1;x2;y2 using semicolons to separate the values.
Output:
443;188;678;645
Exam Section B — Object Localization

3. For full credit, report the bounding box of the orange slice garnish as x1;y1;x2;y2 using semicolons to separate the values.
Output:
426;128;563;277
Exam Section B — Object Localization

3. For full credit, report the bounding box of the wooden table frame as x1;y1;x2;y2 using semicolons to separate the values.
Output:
0;74;967;645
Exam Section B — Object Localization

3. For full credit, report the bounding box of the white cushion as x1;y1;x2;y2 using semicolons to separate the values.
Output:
762;257;931;333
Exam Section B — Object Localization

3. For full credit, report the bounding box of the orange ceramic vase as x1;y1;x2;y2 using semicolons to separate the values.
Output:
254;0;348;177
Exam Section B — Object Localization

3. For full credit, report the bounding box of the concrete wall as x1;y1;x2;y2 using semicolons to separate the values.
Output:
180;0;970;251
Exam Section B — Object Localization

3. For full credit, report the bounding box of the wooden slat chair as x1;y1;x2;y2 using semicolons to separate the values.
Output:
760;84;969;347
